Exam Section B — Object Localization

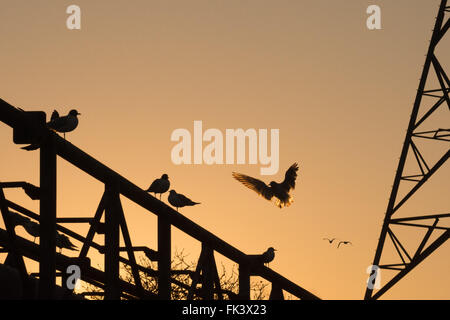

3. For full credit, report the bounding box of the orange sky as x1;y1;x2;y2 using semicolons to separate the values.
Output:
0;0;449;299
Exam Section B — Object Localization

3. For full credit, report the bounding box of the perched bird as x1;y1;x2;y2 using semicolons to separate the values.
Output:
56;233;78;253
337;241;352;249
323;238;337;244
47;109;81;139
146;174;170;200
232;163;299;208
168;190;200;212
21;109;81;150
250;247;277;267
260;247;276;265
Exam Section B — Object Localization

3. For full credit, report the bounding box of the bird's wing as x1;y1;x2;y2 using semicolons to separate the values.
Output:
51;110;59;121
179;193;199;205
47;116;65;130
280;162;299;191
232;172;273;201
338;241;343;248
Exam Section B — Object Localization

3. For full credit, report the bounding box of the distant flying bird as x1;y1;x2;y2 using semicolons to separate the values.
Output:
146;174;170;200
47;109;81;139
168;190;200;212
337;241;352;249
56;233;78;253
323;238;337;244
232;163;299;208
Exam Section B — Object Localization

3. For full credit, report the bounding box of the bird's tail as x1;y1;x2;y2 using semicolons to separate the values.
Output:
21;144;40;151
273;195;294;209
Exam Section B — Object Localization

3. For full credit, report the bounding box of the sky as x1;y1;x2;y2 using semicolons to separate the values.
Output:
0;0;449;299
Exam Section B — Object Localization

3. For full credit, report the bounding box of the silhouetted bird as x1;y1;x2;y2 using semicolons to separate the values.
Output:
261;247;276;265
168;190;200;212
21;109;81;150
56;233;78;253
337;241;352;249
47;109;81;139
146;174;170;200
250;247;277;267
323;238;337;244
232;163;299;208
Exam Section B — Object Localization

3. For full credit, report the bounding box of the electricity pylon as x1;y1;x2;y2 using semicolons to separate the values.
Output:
365;0;450;300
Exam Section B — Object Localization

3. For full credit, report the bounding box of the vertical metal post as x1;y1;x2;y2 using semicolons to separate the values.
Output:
39;137;57;299
239;264;250;299
201;244;214;300
104;185;120;300
269;283;284;300
158;215;171;299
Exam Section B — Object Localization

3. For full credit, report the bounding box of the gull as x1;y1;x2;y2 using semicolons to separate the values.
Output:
323;238;337;244
56;233;78;253
168;190;200;212
21;109;81;150
337;241;352;249
260;247;276;265
146;174;170;200
47;109;81;139
232;163;299;208
250;247;277;267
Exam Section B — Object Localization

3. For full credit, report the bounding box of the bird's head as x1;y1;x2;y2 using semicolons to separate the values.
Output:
69;109;81;116
169;190;176;194
269;181;276;187
268;247;277;253
161;174;169;180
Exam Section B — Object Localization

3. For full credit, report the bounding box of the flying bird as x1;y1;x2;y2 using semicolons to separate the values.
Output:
168;190;200;212
323;238;337;244
56;233;78;253
337;241;352;249
146;174;170;200
232;163;299;208
47;109;81;139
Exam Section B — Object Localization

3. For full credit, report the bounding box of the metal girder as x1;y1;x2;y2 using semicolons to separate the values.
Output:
365;0;450;300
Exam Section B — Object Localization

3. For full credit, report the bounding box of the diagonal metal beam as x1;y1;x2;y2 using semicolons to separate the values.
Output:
371;229;449;300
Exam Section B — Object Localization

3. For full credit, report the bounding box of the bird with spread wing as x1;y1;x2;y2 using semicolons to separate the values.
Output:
232;163;299;208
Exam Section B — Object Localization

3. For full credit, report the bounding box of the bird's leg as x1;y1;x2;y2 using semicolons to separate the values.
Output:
63;133;66;140
159;194;162;200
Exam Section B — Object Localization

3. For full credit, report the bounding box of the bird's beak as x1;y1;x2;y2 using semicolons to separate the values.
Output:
274;249;277;251
77;112;81;115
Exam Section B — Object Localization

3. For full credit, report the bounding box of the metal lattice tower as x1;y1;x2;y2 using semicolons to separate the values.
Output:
365;0;450;300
